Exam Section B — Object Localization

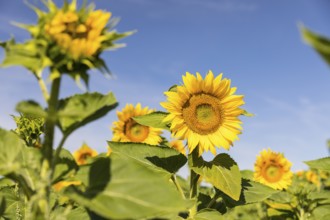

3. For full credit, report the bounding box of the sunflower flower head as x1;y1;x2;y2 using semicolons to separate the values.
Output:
161;71;245;156
305;170;320;187
169;140;186;154
254;149;293;190
112;103;163;145
73;143;98;165
44;6;111;59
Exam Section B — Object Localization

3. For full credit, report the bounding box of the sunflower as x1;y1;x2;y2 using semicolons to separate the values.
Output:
73;143;98;165
254;149;293;190
45;7;111;59
112;103;162;145
161;71;244;156
305;170;320;186
169;140;186;154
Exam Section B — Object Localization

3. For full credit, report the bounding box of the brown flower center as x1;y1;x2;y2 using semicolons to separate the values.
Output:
125;119;150;142
263;164;284;183
182;94;223;135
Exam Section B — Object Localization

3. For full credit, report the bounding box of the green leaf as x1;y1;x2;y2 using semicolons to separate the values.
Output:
57;92;118;135
220;179;278;208
0;186;25;219
50;206;91;220
240;170;254;180
189;153;241;201
15;100;47;118
52;149;78;183
66;154;191;219
0;128;26;175
0;39;51;73
108;141;187;174
301;26;330;66
195;209;225;220
268;191;293;204
304;157;330;172
133;111;170;130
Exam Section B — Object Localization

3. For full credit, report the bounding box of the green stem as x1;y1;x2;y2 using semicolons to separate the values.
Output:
189;147;200;199
43;76;61;163
188;147;200;218
206;190;220;208
50;133;69;180
171;175;186;199
34;71;50;102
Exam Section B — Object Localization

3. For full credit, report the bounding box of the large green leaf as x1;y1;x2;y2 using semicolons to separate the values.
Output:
0;186;25;219
301;26;330;66
108;141;187;174
0;128;26;175
52;149;78;183
195;209;225;220
65;153;191;219
189;153;241;201
133;111;170;130
220;179;278;207
15;100;47;118
57;92;118;135
304;157;330;172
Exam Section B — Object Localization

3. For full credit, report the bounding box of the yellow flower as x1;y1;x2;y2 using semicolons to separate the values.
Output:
254;149;293;190
295;170;305;177
53;180;81;192
45;8;111;59
161;71;244;156
73;143;98;165
112;103;162;145
306;170;320;186
169;140;186;154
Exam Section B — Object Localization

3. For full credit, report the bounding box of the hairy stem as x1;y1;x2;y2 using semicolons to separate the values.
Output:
43;76;61;163
171;174;186;199
51;133;69;179
34;71;50;102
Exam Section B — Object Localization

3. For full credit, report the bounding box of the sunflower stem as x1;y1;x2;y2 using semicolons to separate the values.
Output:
171;174;186;199
50;133;69;180
206;190;220;208
189;147;200;199
42;74;61;218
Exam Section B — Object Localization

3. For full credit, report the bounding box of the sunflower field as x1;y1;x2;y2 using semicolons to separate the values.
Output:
0;0;329;219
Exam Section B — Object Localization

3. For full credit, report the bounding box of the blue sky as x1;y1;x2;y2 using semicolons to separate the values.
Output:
0;0;330;173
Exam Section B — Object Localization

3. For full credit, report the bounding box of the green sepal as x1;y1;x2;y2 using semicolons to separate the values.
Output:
0;38;51;74
300;25;330;66
133;111;170;130
189;153;242;201
242;110;254;117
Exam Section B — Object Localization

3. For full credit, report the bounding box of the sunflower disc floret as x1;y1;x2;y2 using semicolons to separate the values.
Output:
254;149;293;190
161;71;244;156
112;103;162;145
